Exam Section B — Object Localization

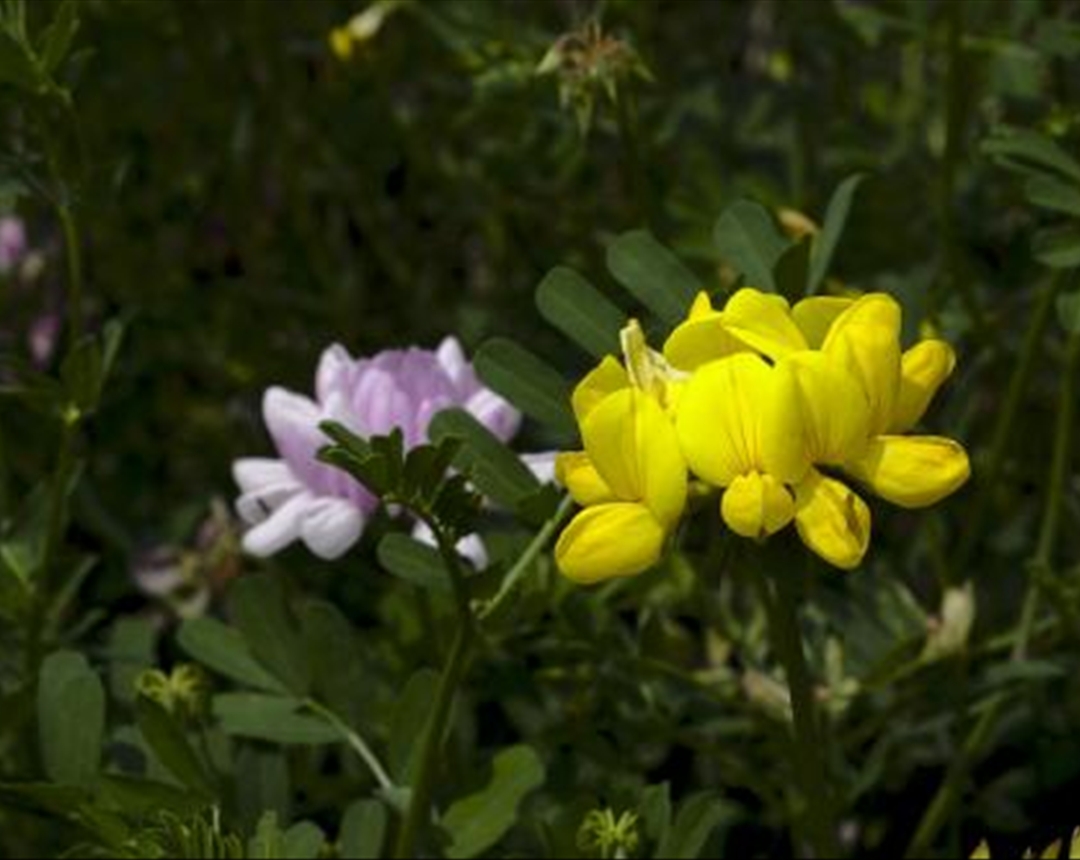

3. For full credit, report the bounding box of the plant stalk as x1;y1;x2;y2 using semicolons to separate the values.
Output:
393;519;476;857
755;568;840;858
392;612;473;858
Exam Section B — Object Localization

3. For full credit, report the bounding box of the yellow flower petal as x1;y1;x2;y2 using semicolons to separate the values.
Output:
580;388;687;526
571;355;629;424
792;296;854;348
758;359;811;484
663;294;744;371
677;354;762;485
722;288;808;360
555;502;666;583
555;451;615;506
847;435;970;509
688;290;715;321
782;352;871;466
793;470;871;570
720;472;795;539
678;354;808;487
822;293;902;436
579;388;641;500
635;394;689;527
892;339;956;432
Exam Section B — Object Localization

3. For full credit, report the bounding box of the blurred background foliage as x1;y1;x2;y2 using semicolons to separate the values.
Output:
3;0;1080;857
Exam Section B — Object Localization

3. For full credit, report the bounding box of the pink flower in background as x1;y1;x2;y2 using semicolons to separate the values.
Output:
233;337;522;561
0;217;26;274
28;313;60;368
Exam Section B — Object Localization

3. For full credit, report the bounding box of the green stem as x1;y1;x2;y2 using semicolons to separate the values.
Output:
304;699;395;792
934;0;987;338
23;414;78;685
479;493;574;621
57;202;83;351
907;324;1080;857
392;517;476;857
392;614;473;859
755;569;839;858
953;273;1064;575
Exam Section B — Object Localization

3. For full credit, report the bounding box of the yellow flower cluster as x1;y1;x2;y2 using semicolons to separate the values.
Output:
555;288;970;583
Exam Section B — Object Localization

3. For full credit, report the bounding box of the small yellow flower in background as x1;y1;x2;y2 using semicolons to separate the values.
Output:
777;207;820;242
555;321;688;584
577;808;640;859
136;664;208;720
329;0;404;61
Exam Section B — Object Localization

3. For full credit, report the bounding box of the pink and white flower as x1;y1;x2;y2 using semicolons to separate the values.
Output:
233;337;523;561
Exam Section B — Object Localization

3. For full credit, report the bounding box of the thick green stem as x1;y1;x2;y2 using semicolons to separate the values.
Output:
954;274;1064;575
907;325;1080;857
755;569;839;858
393;615;473;858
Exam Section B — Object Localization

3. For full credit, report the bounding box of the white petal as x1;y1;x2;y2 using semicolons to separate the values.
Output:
411;520;437;547
300;498;365;560
521;450;558;485
410;521;489;570
233;457;295;494
241;492;315;557
436;336;468;386
233;459;306;526
455;533;488;570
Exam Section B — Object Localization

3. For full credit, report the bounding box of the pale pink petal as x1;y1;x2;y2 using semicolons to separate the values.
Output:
263;387;332;488
300;497;365;560
316;344;355;404
233;458;306;525
241;492;315;557
233;457;296;494
465;389;521;442
436;336;468;387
